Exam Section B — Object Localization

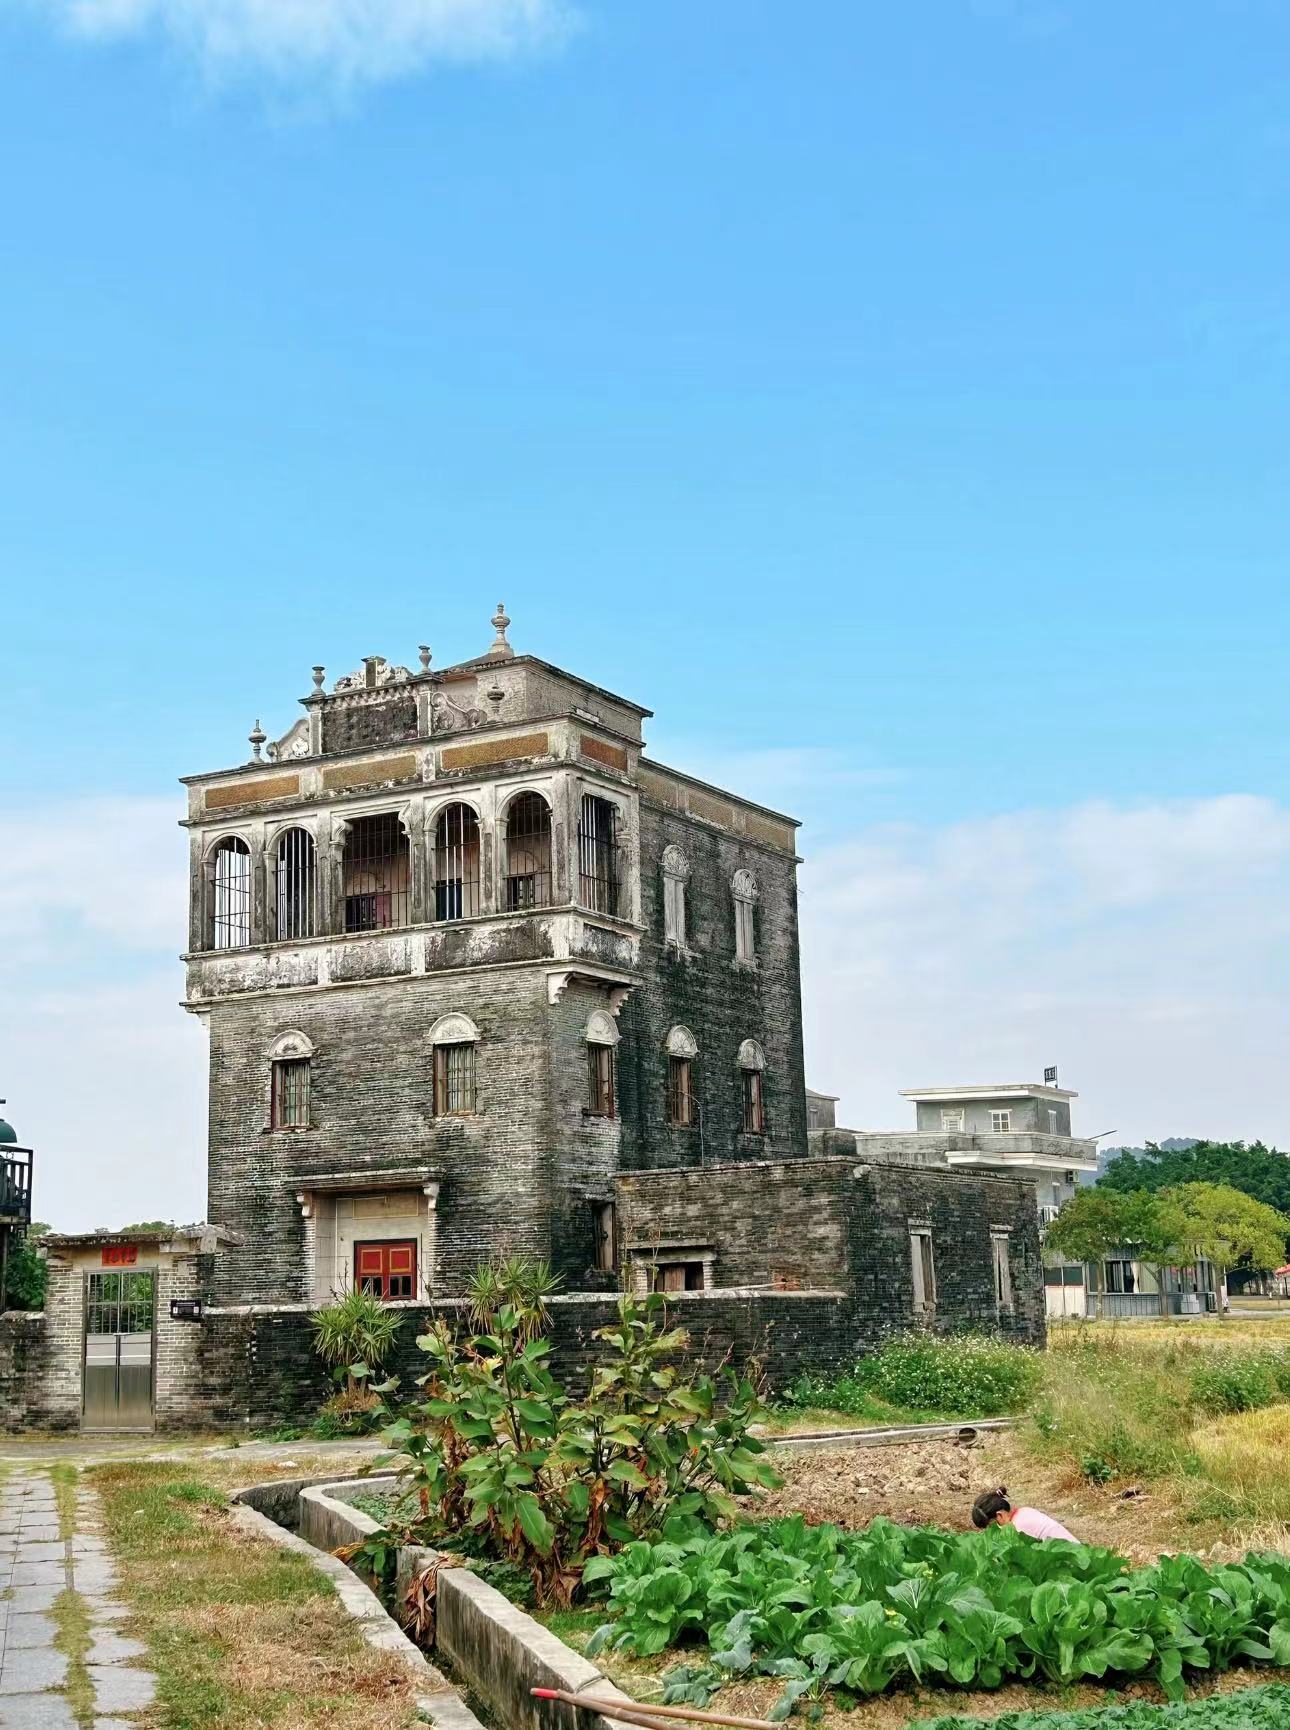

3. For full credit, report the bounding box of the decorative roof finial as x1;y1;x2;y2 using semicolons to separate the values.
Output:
312;665;325;692
249;719;267;762
418;644;432;674
487;601;514;661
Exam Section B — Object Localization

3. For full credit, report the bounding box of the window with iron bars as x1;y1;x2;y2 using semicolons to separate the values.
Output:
271;1058;310;1129
434;803;482;921
211;836;252;950
505;791;552;911
587;1043;615;1118
593;1201;618;1272
275;827;316;941
342;813;410;932
742;1067;765;1133
86;1270;155;1335
433;1041;477;1114
667;1055;694;1126
578;794;620;916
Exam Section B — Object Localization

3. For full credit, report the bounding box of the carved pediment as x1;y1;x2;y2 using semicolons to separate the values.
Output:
333;657;412;693
271;718;311;761
430;690;486;733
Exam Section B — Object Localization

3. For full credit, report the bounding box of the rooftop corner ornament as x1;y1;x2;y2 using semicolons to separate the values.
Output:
486;601;514;660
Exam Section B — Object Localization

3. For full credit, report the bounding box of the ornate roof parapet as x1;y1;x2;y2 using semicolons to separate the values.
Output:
333;655;413;693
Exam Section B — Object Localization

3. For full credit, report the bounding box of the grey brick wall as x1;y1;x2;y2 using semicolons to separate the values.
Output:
206;968;566;1303
0;1312;61;1432
614;1156;1046;1347
616;805;807;1172
173;1289;854;1430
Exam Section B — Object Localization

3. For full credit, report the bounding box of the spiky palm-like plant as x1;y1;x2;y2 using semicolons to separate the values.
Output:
311;1287;402;1395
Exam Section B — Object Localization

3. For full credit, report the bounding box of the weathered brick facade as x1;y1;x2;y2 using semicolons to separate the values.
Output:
189;620;811;1309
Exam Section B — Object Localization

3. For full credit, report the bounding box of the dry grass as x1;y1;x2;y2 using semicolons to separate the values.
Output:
90;1460;422;1730
1055;1315;1290;1347
1194;1408;1290;1527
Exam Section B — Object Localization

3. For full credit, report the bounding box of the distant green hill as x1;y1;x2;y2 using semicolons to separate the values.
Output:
1095;1137;1197;1176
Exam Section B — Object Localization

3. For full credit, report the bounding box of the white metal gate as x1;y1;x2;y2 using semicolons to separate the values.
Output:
83;1270;155;1430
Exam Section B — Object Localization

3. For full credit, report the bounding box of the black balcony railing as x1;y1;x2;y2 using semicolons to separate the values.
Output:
0;1148;33;1228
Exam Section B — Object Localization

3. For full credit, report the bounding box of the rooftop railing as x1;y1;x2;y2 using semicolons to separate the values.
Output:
0;1147;33;1228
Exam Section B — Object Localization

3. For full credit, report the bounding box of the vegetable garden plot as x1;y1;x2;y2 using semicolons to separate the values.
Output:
584;1517;1290;1711
918;1679;1290;1727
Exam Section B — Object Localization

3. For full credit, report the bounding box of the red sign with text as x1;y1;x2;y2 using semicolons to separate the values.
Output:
102;1244;139;1267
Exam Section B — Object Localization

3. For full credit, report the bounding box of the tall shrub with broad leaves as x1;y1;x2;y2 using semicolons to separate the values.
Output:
370;1257;780;1605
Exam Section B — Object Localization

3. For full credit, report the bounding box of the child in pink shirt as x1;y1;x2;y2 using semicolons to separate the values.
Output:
971;1486;1077;1543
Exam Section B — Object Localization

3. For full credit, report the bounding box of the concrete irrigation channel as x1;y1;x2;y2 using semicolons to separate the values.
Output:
231;1420;1015;1730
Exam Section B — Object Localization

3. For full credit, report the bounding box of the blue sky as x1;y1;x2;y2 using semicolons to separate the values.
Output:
3;0;1290;1225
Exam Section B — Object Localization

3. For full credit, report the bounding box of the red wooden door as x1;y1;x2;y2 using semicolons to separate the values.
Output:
354;1240;417;1299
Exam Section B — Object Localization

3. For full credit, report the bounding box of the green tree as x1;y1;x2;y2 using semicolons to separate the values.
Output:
1044;1188;1175;1268
1160;1182;1290;1308
1100;1141;1290;1232
3;1223;48;1311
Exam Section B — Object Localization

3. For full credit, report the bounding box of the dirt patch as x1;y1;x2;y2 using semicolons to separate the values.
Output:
754;1437;985;1531
753;1431;1231;1565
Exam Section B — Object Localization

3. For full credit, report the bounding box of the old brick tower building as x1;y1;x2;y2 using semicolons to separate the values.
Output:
11;609;1044;1435
182;608;807;1306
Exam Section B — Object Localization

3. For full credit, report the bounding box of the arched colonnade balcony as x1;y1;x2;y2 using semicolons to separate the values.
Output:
194;778;637;955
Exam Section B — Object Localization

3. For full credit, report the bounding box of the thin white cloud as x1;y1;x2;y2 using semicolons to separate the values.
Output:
22;0;574;87
0;796;184;955
0;794;202;1230
801;794;1290;1151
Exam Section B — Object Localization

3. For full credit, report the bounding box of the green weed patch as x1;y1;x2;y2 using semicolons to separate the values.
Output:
784;1334;1042;1422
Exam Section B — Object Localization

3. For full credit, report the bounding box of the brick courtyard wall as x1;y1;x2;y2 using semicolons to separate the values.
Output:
614;1156;1046;1348
0;1312;58;1432
182;1288;850;1431
27;1261;85;1430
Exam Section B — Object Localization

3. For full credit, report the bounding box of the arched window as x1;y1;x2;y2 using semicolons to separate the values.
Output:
732;868;758;963
738;1038;766;1134
661;845;689;947
578;794;620;916
211;837;251;950
430;1012;479;1114
434;803;481;921
585;1008;619;1119
342;813;410;932
275;827;317;940
505;792;552;911
268;1030;315;1130
665;1024;698;1127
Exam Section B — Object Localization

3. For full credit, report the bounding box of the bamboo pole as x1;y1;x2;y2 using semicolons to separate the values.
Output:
532;1686;780;1730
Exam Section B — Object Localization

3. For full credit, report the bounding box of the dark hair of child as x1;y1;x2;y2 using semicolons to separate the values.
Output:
971;1486;1013;1529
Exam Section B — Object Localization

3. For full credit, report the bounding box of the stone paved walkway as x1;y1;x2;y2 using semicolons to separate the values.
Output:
0;1470;156;1730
